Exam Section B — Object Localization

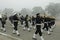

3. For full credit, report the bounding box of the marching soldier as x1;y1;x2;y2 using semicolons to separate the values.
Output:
50;16;55;31
12;13;20;36
20;15;25;27
51;16;56;29
32;16;36;29
33;13;44;40
42;13;51;35
28;16;32;29
23;15;30;31
32;16;35;26
1;14;7;32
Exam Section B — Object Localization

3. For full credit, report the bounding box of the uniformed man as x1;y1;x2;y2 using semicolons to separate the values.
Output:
33;13;44;40
32;16;36;29
28;16;32;29
23;15;30;31
1;14;7;32
51;16;56;29
20;15;25;27
12;13;20;36
42;13;51;35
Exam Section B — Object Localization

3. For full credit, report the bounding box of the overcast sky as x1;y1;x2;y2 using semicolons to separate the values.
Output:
0;0;60;11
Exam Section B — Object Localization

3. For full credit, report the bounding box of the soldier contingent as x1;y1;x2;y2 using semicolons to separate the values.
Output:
0;12;56;40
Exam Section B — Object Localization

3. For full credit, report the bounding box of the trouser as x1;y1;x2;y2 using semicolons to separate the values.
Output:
21;20;23;25
0;18;2;20
25;21;29;28
35;25;42;36
42;23;48;31
48;23;51;28
52;22;55;26
32;21;35;26
13;22;18;31
1;21;6;28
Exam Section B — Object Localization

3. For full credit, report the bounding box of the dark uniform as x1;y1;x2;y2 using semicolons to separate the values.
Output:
32;16;35;26
23;15;31;31
42;16;51;35
25;15;29;28
13;14;19;31
20;15;25;25
51;17;55;26
33;13;44;40
12;13;20;36
50;17;55;29
1;14;7;32
42;16;49;31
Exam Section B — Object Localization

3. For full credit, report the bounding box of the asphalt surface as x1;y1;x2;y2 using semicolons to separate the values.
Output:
0;20;60;40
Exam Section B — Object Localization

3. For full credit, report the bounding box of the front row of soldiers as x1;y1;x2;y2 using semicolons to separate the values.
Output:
0;13;55;40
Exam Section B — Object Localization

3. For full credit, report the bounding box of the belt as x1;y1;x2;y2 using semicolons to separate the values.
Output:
44;22;47;23
36;24;42;25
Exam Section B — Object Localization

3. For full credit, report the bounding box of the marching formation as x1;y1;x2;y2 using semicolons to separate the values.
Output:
0;12;56;40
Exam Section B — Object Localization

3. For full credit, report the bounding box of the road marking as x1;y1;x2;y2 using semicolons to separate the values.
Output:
0;32;23;40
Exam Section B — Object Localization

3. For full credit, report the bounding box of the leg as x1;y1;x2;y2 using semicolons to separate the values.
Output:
13;22;20;36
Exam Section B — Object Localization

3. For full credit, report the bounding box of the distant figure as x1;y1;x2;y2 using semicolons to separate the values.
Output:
23;15;30;31
32;16;36;29
20;15;25;27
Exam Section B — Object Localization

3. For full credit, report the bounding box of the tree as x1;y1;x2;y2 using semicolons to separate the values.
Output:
45;3;60;17
21;8;32;16
3;8;14;17
32;7;45;16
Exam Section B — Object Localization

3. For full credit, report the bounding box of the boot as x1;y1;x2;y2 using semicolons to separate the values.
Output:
23;27;26;31
1;27;3;30
40;36;44;40
27;28;30;32
47;31;51;35
13;30;16;34
49;28;53;32
33;34;37;39
12;24;14;27
16;31;20;36
3;28;6;32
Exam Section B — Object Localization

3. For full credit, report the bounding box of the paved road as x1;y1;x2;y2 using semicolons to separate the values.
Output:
0;20;60;40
